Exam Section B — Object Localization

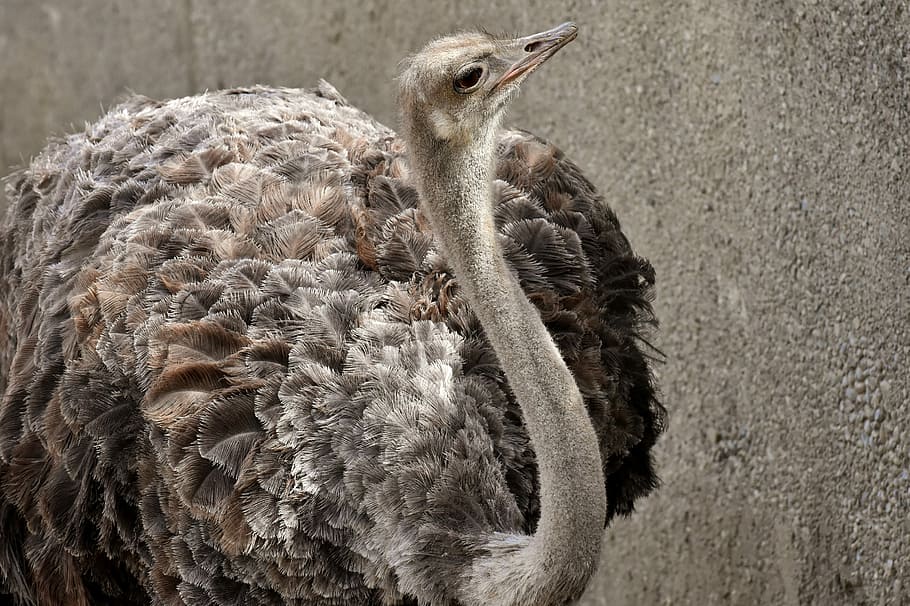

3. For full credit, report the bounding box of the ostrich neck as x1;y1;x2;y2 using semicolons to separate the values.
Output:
408;126;606;605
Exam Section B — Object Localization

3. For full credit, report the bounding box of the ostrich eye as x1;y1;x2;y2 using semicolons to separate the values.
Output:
453;65;485;94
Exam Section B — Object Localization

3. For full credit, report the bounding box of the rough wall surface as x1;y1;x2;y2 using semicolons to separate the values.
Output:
1;1;907;605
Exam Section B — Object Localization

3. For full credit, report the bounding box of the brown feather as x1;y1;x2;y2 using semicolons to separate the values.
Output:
0;86;661;605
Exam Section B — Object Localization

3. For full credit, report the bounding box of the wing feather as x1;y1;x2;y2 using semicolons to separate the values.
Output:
197;389;263;478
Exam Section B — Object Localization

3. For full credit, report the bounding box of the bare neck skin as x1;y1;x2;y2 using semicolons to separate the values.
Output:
405;113;606;605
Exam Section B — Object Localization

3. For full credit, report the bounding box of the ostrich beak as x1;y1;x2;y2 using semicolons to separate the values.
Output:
493;22;578;90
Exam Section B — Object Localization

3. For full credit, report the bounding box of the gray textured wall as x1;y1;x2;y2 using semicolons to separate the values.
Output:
2;1;908;604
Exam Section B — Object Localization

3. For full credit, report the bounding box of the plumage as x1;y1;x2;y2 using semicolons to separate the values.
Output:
0;24;663;606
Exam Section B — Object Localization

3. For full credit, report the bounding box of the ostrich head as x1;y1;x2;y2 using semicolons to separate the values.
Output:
398;22;578;147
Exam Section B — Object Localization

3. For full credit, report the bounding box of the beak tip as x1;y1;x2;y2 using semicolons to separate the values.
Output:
548;22;579;47
557;22;579;38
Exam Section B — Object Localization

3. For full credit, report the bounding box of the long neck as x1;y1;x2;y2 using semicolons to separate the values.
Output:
408;124;606;605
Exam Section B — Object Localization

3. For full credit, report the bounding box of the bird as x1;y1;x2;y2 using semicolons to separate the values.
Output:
0;22;663;606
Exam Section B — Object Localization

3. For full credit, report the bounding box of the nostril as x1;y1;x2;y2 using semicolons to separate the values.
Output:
524;40;546;53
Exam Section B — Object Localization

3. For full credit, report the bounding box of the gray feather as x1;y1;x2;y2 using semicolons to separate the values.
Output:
0;84;661;605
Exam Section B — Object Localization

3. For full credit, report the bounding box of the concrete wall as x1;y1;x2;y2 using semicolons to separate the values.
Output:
2;1;908;604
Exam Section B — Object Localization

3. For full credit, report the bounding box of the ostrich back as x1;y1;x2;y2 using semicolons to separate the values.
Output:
0;84;663;605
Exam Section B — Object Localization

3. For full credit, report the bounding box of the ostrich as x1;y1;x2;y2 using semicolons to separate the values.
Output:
0;22;663;606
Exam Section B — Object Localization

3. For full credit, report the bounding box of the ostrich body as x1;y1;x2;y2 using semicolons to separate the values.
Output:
0;24;662;606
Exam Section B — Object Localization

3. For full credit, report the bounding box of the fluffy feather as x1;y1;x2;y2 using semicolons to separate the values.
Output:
0;85;662;604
